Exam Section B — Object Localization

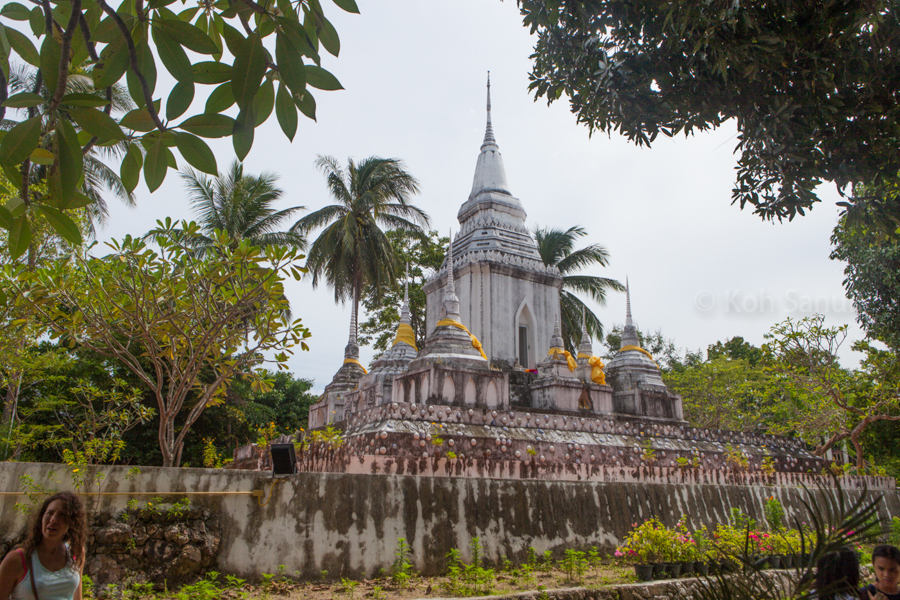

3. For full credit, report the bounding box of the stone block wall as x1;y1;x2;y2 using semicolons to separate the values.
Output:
0;503;220;589
0;462;897;581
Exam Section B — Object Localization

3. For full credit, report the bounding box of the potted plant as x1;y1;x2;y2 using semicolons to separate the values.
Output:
616;519;667;581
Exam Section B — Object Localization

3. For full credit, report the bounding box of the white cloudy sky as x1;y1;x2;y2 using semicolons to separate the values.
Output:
96;0;863;392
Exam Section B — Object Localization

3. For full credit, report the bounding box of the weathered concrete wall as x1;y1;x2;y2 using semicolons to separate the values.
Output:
0;462;897;580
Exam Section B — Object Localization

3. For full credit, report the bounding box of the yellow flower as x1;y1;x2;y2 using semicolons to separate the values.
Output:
72;468;79;473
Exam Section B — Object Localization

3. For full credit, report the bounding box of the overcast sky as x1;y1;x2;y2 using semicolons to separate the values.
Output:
97;0;864;392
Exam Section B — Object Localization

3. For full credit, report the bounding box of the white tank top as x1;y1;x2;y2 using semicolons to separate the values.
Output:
10;547;81;600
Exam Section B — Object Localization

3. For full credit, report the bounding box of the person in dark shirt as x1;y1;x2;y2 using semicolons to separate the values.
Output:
816;547;860;600
861;545;900;600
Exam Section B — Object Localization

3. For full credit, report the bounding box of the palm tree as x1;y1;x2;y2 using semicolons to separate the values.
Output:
292;155;430;335
533;225;625;354
180;161;306;254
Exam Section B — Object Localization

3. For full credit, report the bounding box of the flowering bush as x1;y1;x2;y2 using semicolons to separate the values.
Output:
615;518;674;564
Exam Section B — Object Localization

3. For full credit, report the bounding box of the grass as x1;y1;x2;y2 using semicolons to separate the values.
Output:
85;554;637;600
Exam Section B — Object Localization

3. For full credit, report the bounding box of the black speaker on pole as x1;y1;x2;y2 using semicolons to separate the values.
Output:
270;443;297;477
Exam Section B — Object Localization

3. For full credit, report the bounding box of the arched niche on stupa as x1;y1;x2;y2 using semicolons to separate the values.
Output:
442;376;455;403
464;378;477;404
515;298;536;369
485;380;499;407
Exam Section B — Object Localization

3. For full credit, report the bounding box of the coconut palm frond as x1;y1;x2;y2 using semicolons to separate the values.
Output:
534;224;623;353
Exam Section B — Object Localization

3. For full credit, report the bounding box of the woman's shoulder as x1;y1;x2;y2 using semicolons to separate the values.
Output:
0;548;26;578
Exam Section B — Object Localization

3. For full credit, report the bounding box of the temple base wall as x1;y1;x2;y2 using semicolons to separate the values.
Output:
2;462;895;581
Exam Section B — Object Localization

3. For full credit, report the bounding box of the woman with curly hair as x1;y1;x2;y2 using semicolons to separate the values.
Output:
0;491;87;600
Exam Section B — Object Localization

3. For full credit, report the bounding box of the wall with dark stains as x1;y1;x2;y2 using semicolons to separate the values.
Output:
0;462;896;579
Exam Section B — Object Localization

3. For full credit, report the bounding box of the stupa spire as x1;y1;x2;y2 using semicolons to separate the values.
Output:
344;301;360;359
400;262;410;325
482;71;497;150
621;276;641;348
549;313;564;351
578;305;593;356
442;232;461;322
625;277;632;328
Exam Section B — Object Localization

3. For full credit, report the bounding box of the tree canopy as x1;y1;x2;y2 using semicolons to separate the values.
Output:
8;219;311;466
0;0;354;258
519;0;900;233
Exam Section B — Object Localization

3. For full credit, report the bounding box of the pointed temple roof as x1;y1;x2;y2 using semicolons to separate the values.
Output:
577;306;593;356
606;279;667;388
366;266;417;376
323;301;366;394
447;73;546;269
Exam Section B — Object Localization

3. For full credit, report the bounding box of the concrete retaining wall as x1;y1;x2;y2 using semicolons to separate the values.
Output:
0;462;896;580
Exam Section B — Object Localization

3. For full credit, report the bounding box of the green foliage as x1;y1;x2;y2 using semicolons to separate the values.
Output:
441;538;496;597
533;225;623;356
0;0;355;257
520;0;900;233
391;538;416;589
764;497;785;531
359;230;447;353
832;213;900;351
764;315;900;470
560;549;588;583
10;220;311;466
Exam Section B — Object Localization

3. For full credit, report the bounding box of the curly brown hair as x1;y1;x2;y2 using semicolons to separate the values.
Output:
19;492;87;568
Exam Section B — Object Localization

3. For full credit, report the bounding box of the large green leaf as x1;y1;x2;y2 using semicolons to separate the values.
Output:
192;61;231;84
37;204;83;246
143;137;168;192
218;20;244;57
166;80;195;120
275;82;298;141
0;116;42;168
178;113;235;138
120;101;162;132
66;106;126;142
275;34;306;96
153;25;193;83
295;90;316;121
6;28;39;66
30;148;55;165
231;33;266;110
93;36;129;89
126;41;157;109
61;92;112;107
0;3;30;21
276;16;319;65
153;17;219;54
173;132;217;175
316;12;340;57
91;13;136;44
40;35;62;97
232;106;255;161
7;215;32;260
0;205;13;230
2;92;43;108
252;79;275;127
204;82;235;114
332;0;360;13
29;7;44;37
305;65;342;91
55;118;83;207
120;143;143;193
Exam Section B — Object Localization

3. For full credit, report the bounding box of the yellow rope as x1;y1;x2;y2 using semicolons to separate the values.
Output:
620;345;658;366
577;353;606;385
436;319;487;359
548;348;576;371
343;358;367;374
392;323;418;351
